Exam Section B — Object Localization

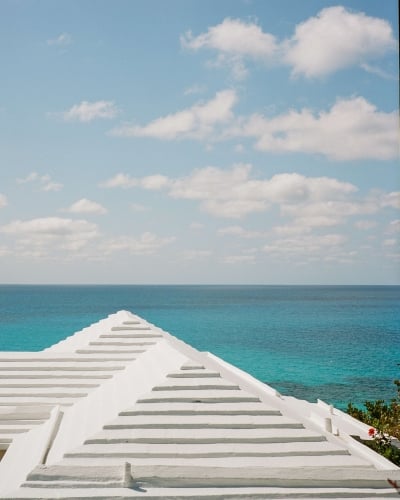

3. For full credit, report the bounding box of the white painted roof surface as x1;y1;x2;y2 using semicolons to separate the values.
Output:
0;310;398;499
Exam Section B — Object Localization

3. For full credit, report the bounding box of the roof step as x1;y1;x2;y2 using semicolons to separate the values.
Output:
151;384;240;391
111;326;151;331
76;349;145;355
0;373;113;379
167;372;221;378
137;389;261;403
0;366;125;372
181;363;205;370
100;334;162;339
89;341;156;346
119;402;281;416
137;396;261;404
102;423;304;430
0;383;99;388
83;436;325;446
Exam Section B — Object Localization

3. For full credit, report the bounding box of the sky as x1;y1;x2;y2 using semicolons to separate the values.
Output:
0;0;399;284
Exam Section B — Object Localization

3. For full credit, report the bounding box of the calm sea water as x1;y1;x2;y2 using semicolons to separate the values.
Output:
0;285;398;410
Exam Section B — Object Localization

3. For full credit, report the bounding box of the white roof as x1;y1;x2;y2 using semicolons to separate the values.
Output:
0;310;399;499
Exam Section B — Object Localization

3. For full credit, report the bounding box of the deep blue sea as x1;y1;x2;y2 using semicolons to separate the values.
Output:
0;285;398;410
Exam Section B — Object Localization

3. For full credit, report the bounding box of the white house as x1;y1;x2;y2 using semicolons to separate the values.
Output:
0;310;398;498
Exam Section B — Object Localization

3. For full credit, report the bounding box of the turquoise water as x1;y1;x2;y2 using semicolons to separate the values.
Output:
0;285;398;409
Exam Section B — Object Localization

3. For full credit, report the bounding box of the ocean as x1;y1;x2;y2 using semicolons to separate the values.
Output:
0;285;398;410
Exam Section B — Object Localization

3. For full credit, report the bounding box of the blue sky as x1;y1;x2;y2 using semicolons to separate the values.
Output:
0;0;398;284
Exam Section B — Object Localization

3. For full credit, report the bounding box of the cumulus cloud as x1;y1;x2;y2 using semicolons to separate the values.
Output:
62;101;118;122
360;63;398;80
1;217;98;254
103;164;358;220
182;249;212;260
110;87;397;161
65;198;107;215
280;199;379;231
387;220;400;234
184;84;207;96
190;222;204;230
0;215;176;260
16;172;63;192
264;233;347;260
101;173;170;190
181;18;277;79
169;166;357;218
284;6;396;78
354;220;377;230
381;192;400;209
0;245;10;257
0;194;7;208
218;225;265;238
223;254;255;264
110;89;237;140
231;97;398;160
182;8;396;79
383;238;397;247
130;203;148;213
47;33;72;46
101;232;175;256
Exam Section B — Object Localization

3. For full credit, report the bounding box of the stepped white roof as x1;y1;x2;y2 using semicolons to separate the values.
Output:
0;310;399;499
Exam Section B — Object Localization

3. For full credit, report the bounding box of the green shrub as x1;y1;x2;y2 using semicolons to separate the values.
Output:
347;378;400;467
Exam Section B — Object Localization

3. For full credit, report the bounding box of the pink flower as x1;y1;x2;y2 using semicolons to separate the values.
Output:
368;428;375;437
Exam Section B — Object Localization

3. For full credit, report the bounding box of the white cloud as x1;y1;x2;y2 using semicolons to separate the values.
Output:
387;220;400;234
17;172;39;184
360;63;398;80
103;164;359;220
182;9;395;79
355;220;377;230
264;233;347;259
42;181;63;192
184;84;207;96
1;217;98;254
65;198;107;215
233;97;398;160
182;249;212;260
0;246;10;257
182;18;277;80
110;87;397;161
0;194;7;208
280;199;379;230
223;254;255;264
285;6;396;78
381;192;400;209
218;225;265;238
101;173;138;189
169;167;357;218
62;101;118;122
16;172;63;192
273;200;379;236
140;175;170;190
182;18;277;58
190;222;204;230
101;232;175;256
130;203;148;213
383;238;397;247
47;33;72;46
110;89;237;140
101;173;170;191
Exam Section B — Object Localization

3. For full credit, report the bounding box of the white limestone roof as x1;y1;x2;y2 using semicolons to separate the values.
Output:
0;310;399;499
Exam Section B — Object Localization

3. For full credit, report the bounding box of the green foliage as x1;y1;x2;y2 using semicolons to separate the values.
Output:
347;378;400;467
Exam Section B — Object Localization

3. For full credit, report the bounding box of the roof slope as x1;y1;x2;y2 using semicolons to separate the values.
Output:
0;310;399;499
